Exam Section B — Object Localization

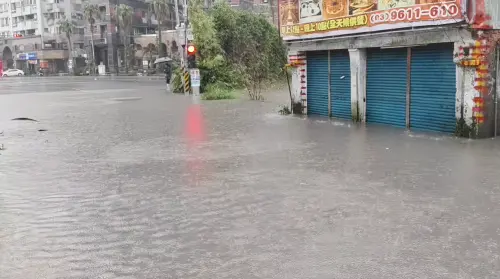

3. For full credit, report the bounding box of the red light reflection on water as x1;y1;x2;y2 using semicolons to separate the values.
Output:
184;104;205;144
183;103;207;186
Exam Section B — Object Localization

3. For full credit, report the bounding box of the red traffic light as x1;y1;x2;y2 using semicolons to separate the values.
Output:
187;45;196;55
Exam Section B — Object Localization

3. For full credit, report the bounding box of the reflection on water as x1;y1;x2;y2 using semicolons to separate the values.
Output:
184;103;207;187
185;103;206;145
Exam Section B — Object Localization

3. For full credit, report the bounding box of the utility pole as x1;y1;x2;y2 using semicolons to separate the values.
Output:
116;0;121;75
183;0;188;62
177;0;190;94
174;0;180;28
183;0;200;97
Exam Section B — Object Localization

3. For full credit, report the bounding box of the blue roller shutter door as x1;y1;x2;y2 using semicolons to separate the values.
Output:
307;51;329;116
330;50;351;119
366;48;407;127
410;44;456;133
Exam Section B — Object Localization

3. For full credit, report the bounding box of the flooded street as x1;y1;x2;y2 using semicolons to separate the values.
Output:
1;77;500;278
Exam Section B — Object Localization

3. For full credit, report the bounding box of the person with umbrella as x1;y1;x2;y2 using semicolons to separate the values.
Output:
154;57;173;91
164;62;172;91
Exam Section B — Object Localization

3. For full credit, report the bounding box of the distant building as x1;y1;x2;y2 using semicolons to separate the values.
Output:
84;0;187;74
252;0;277;26
0;0;86;73
0;0;183;74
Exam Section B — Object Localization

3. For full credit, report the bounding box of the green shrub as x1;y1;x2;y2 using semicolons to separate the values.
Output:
201;83;237;100
278;105;291;115
171;68;184;93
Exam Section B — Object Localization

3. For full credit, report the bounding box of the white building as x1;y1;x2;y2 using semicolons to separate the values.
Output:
0;0;85;73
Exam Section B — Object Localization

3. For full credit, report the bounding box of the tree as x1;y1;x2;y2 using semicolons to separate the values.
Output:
190;1;286;98
128;44;137;70
152;0;169;58
189;0;235;90
58;17;75;75
117;4;133;73
142;44;157;68
84;3;100;75
233;14;286;99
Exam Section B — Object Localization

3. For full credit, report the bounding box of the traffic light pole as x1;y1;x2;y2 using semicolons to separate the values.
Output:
183;0;188;63
179;0;189;95
181;0;201;98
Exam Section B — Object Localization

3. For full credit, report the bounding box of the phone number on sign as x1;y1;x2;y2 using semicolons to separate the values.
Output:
370;3;460;24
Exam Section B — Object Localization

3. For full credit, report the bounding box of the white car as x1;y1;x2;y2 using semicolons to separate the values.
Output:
3;69;24;77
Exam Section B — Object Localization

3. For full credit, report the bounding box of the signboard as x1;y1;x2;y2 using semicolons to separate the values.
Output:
27;52;36;60
190;68;200;87
40;60;49;69
177;27;194;43
16;52;37;61
279;0;465;40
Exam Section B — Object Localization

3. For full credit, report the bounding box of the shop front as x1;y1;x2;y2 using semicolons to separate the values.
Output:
16;52;38;74
305;49;351;118
409;43;456;133
364;43;456;133
279;0;496;136
366;47;408;128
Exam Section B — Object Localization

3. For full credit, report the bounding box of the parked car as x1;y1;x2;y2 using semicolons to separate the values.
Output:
2;69;25;77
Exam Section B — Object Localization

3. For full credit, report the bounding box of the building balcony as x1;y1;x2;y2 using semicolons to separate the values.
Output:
44;3;63;13
12;20;38;31
25;20;38;29
42;33;64;41
22;5;36;15
95;14;111;24
85;34;108;46
94;37;107;45
10;10;21;17
12;22;23;30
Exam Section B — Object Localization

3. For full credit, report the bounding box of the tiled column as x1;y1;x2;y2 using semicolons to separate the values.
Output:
348;48;366;122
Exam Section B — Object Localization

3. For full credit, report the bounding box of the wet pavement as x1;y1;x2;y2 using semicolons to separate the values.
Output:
1;77;500;278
